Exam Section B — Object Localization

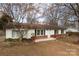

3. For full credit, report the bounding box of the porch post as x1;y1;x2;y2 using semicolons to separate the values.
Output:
44;29;45;36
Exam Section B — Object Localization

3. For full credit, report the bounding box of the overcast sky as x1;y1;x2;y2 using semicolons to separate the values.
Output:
0;0;74;3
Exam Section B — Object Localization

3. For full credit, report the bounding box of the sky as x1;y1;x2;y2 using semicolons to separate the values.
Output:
0;3;78;25
0;0;79;3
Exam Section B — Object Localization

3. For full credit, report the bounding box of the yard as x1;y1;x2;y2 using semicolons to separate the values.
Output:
0;36;79;56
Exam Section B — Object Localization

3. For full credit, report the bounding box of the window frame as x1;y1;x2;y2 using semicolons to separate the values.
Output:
54;30;58;35
36;29;45;36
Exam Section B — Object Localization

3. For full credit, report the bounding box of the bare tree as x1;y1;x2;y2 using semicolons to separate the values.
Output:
64;3;79;29
42;4;75;28
43;4;64;26
0;3;43;40
0;3;29;40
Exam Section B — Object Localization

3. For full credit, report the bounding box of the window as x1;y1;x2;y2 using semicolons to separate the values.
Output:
41;30;43;35
36;29;45;36
61;30;64;34
37;30;40;35
54;30;58;35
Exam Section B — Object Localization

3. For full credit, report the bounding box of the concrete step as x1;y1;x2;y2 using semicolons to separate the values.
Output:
35;38;56;42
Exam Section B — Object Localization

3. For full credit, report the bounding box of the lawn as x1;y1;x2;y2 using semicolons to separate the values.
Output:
0;38;79;56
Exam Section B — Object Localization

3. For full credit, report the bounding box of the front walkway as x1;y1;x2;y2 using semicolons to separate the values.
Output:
34;37;56;42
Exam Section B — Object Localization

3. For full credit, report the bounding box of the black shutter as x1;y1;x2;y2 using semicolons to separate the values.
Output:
35;29;36;36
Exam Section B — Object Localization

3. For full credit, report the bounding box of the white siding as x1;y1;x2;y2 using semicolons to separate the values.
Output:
6;29;66;39
24;29;35;39
64;28;79;34
64;30;66;34
6;29;35;39
50;30;54;37
12;30;20;39
65;28;78;32
6;29;12;39
58;30;61;34
45;30;54;38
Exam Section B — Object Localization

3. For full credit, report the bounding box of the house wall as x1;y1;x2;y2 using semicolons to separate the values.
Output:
59;29;67;34
6;29;12;39
6;29;66;39
6;29;35;39
45;29;66;38
63;28;79;34
23;29;35;39
58;30;61;34
64;30;66;34
65;28;79;32
45;30;54;38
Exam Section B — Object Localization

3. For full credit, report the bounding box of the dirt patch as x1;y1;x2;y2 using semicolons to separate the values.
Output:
57;35;79;44
0;35;79;56
0;40;79;56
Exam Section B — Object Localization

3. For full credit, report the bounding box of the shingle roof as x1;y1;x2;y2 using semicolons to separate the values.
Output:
6;23;66;30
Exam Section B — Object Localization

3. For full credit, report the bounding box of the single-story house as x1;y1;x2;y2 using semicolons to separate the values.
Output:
65;28;79;32
64;27;79;36
6;23;66;40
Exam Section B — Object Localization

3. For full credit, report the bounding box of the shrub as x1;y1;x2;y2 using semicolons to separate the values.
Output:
21;38;33;43
66;32;79;36
5;38;19;42
51;34;65;39
21;38;27;42
57;35;79;44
